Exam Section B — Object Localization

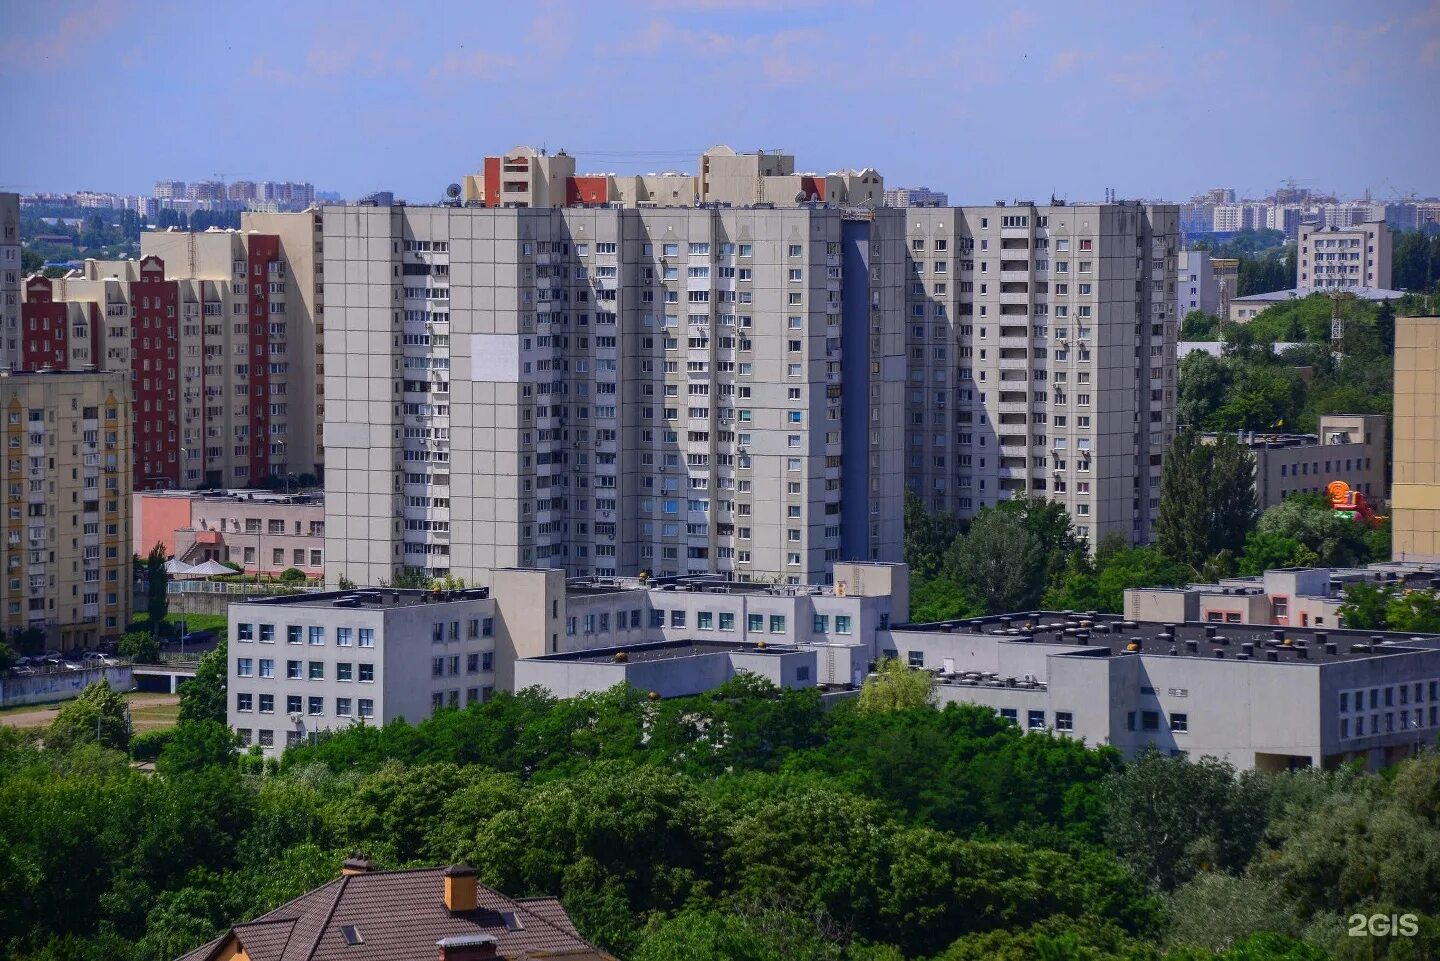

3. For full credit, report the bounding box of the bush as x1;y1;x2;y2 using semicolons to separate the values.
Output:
130;728;176;762
117;630;160;663
278;567;307;583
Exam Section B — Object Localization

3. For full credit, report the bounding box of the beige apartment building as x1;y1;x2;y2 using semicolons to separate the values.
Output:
1;369;132;650
896;202;1178;544
322;202;907;587
1297;220;1392;291
19;210;323;489
1203;415;1386;509
461;145;883;210
1393;316;1440;562
1;193;18;369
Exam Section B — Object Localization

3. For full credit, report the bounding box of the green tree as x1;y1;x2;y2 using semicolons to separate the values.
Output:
156;721;237;777
0;639;17;672
46;681;131;753
1102;750;1269;890
117;630;160;664
1254;497;1370;568
1384;589;1440;633
1236;531;1318;576
857;657;934;714
1156;431;1258;572
1335;580;1394;630
20;248;44;273
1180;310;1221;341
1177;351;1231;428
946;507;1044;614
144;544;169;635
903;489;965;581
178;638;228;725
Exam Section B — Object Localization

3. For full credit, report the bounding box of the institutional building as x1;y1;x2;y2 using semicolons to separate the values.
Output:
887;611;1440;772
1297;220;1392;292
133;488;325;577
1201;415;1386;509
1393;316;1440;562
1;193;18;370
18;210;324;490
1125;563;1440;629
0;369;132;650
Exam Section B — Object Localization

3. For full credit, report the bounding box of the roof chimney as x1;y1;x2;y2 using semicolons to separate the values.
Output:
443;864;479;914
437;934;497;961
342;855;377;876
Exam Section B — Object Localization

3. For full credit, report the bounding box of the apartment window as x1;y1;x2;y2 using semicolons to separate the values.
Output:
835;615;852;634
238;623;254;641
907;650;924;667
1055;711;1074;732
1028;710;1046;729
308;696;324;716
286;660;302;679
287;695;302;714
336;697;352;717
236;657;254;677
1170;713;1188;733
1142;710;1160;731
308;626;324;645
337;662;352;681
287;625;302;644
359;663;374;683
359;628;375;647
259;658;274;678
259;623;275;643
719;612;735;631
698;611;713;630
358;699;374;719
236;693;253;712
813;614;830;632
309;661;324;680
999;708;1017;725
259;694;274;714
769;615;786;633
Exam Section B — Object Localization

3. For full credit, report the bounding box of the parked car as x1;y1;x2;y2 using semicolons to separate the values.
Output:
180;630;217;646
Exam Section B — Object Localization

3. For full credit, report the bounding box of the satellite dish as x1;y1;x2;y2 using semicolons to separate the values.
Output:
445;183;461;200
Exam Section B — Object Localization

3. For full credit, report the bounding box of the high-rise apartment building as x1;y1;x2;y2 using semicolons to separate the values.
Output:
461;145;883;210
1;193;18;369
153;181;187;200
883;187;950;208
1393;316;1440;563
17;211;324;489
1297;220;1392;291
895;203;1178;544
322;203;906;587
321;189;1176;586
0;369;132;650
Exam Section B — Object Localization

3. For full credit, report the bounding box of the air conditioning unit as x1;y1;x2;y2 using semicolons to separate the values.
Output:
288;712;302;724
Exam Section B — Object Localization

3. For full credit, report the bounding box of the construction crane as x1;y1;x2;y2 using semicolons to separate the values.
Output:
1328;289;1356;356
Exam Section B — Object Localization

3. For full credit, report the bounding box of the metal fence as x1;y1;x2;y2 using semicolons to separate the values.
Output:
166;580;320;597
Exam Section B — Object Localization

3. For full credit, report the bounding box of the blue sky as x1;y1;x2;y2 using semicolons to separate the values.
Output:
2;0;1438;203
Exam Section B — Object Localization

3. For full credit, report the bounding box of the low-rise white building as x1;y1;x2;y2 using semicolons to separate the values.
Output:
884;611;1440;772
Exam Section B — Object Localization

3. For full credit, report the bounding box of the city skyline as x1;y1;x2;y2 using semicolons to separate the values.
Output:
3;0;1439;203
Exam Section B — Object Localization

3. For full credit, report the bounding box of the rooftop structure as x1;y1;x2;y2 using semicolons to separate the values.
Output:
884;609;1440;771
177;860;612;961
1198;415;1385;509
1228;285;1407;323
134;487;325;577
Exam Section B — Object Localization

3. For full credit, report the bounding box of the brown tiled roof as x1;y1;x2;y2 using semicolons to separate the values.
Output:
172;867;612;961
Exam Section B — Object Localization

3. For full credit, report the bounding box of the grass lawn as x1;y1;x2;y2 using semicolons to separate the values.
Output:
129;611;228;637
127;691;181;732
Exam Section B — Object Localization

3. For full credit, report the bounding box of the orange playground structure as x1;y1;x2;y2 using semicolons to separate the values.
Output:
1327;480;1385;528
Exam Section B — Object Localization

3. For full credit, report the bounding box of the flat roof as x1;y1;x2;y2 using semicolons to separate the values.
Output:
235;587;490;611
892;612;1438;664
528;638;801;664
